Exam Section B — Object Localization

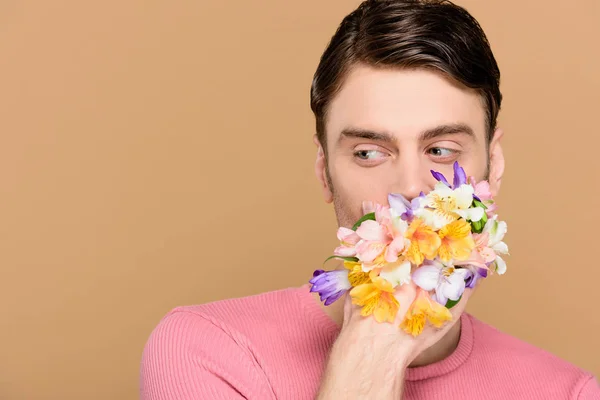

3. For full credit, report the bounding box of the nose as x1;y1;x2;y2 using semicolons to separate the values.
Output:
391;157;428;202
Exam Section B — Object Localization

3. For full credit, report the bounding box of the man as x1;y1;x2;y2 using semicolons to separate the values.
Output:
140;1;600;398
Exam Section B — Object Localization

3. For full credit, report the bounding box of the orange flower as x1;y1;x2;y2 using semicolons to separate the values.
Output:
437;219;475;262
343;261;371;287
401;289;453;336
405;218;441;265
350;271;399;323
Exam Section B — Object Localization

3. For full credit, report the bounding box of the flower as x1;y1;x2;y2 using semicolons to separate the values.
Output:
334;227;361;257
464;266;488;289
354;206;409;268
379;258;412;288
417;182;484;229
482;216;509;274
432;161;467;189
401;289;453;336
350;271;400;323
404;218;441;265
437;219;476;263
469;232;497;265
388;192;425;222
309;269;351;305
412;260;470;306
343;260;371;287
417;162;484;229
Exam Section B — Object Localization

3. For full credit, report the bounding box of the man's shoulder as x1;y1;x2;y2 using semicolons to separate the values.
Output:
468;314;597;395
155;285;312;343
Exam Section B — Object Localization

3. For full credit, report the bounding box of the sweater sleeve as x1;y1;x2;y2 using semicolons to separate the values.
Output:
140;310;275;400
577;375;600;400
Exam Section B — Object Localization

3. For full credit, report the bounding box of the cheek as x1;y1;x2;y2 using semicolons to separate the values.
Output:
331;165;392;219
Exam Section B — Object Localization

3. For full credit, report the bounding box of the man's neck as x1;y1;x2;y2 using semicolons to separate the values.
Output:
313;292;462;367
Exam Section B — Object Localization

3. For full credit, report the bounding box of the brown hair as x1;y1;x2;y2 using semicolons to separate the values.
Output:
310;0;502;154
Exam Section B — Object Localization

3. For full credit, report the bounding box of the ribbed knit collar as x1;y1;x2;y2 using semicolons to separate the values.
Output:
297;284;474;381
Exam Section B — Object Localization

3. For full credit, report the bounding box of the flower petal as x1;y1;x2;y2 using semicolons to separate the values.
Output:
492;241;509;255
362;201;376;215
309;269;351;305
456;206;484;222
495;256;507;275
412;264;441;291
380;260;412;288
431;170;450;187
356;220;387;242
334;246;357;257
337;227;360;244
453;184;475;209
388;193;411;215
453;161;467;189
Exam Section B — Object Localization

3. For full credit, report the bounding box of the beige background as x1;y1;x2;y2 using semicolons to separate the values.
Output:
1;1;599;399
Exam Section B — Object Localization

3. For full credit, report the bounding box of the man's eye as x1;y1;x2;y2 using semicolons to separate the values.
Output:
427;147;456;157
354;149;386;160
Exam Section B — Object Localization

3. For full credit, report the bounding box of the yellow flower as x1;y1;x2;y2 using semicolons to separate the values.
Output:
350;271;399;323
343;261;371;287
437;219;475;262
401;290;453;336
405;218;441;265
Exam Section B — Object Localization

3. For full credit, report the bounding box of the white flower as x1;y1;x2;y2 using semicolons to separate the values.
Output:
412;260;469;305
379;259;412;288
483;217;509;275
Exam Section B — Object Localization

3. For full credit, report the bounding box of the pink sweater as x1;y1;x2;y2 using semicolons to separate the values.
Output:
140;285;599;399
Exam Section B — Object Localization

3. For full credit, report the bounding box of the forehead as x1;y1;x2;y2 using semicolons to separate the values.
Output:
325;65;487;142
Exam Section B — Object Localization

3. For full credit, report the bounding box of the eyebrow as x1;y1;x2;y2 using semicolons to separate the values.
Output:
338;123;476;145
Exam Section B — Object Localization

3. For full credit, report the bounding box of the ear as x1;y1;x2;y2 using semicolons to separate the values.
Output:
488;128;505;196
313;134;333;203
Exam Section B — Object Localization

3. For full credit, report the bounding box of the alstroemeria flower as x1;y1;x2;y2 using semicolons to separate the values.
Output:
416;182;484;229
437;219;476;263
355;206;409;268
431;161;467;190
350;271;400;323
482;216;509;274
400;288;453;336
418;162;484;229
469;176;492;201
334;227;361;257
469;232;497;265
464;266;488;289
388;192;426;222
405;218;441;265
412;260;469;306
379;258;412;288
309;269;351;305
469;176;498;217
343;261;371;287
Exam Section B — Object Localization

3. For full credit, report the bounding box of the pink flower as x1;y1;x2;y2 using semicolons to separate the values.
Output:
469;177;497;217
469;232;496;265
470;177;493;201
355;205;409;266
333;227;361;257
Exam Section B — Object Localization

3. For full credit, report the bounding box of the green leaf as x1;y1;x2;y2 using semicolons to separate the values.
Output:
445;295;463;309
473;199;488;210
323;255;359;266
351;212;376;231
471;219;483;234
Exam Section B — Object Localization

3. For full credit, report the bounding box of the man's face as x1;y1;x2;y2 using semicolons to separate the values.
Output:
314;65;504;228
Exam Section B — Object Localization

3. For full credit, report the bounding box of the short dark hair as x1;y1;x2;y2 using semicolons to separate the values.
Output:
310;0;502;154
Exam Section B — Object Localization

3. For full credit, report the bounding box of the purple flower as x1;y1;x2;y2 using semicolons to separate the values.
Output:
431;161;468;189
412;261;469;306
388;192;425;222
309;269;351;306
465;267;488;289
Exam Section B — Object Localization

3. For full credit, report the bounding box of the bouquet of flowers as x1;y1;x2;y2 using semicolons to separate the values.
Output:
309;162;508;336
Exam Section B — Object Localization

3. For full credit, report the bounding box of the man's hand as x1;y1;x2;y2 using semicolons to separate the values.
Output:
316;284;472;399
